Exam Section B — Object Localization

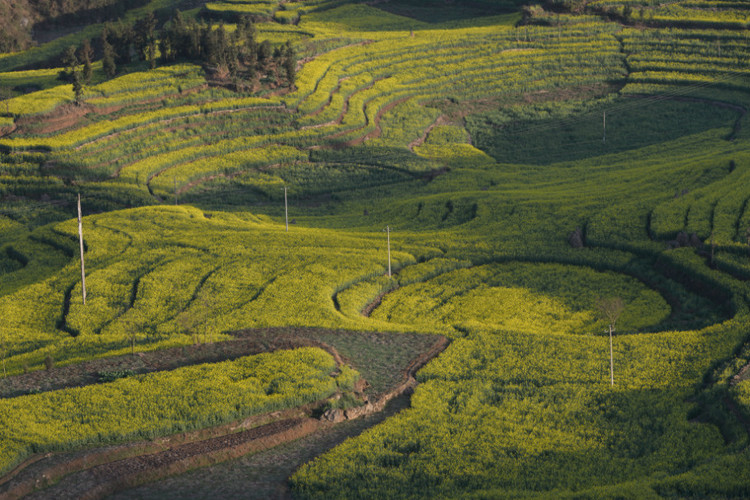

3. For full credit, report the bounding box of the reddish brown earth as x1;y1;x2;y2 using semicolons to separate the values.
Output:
0;334;339;399
408;115;448;152
0;329;448;500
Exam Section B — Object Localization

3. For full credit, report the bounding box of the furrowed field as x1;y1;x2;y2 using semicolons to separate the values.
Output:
1;0;750;498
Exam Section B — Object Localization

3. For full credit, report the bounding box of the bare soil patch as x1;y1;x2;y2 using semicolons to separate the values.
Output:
0;328;449;499
112;395;412;500
0;332;339;399
14;103;93;136
408;115;448;151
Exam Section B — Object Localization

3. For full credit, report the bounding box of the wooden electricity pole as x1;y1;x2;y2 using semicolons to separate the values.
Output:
174;176;178;205
387;226;392;277
598;297;624;387
602;110;606;144
284;186;289;232
77;193;87;305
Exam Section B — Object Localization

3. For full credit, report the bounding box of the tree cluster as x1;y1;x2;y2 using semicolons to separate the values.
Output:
94;11;296;88
58;40;94;105
159;13;296;87
99;13;158;76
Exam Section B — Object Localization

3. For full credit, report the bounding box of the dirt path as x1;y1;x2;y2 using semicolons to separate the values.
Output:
299;77;388;134
24;417;322;500
0;335;339;399
0;330;449;500
732;361;750;385
324;95;410;148
408;115;447;152
112;395;412;500
360;284;399;318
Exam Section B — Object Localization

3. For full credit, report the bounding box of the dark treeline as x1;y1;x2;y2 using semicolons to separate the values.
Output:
158;11;296;86
62;11;296;94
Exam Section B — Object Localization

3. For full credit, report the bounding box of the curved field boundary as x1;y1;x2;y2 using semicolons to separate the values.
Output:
302;76;351;120
175;162;291;196
0;336;341;399
408;115;448;152
0;333;449;500
74;104;289;153
340;335;451;421
323;94;412;148
77;111;289;174
349;253;735;333
623;93;747;140
299;77;384;131
23;417;322;500
0;337;345;497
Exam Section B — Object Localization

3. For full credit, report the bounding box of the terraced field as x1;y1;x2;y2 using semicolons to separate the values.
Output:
1;0;750;498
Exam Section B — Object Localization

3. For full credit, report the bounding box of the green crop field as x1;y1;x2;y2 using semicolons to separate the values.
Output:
1;0;750;497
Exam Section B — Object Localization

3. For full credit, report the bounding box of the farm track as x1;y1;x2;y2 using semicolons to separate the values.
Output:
408;115;447;152
335;95;412;148
23;417;320;500
361;283;398;318
113;394;413;500
0;332;449;500
0;335;339;399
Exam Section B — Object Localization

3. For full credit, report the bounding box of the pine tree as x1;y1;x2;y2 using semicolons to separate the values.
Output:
135;12;157;68
110;21;134;65
59;45;78;82
72;70;84;105
283;41;296;85
101;29;117;77
257;40;272;68
79;39;94;83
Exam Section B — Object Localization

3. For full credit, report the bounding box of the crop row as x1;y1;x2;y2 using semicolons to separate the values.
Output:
0;204;418;371
292;319;747;498
620;27;750;108
0;13;631;204
0;347;355;477
650;149;750;244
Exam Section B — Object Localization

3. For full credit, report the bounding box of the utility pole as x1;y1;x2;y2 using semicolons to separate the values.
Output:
602;110;606;144
598;297;623;387
284;186;289;232
387;225;392;277
77;193;87;305
174;176;178;205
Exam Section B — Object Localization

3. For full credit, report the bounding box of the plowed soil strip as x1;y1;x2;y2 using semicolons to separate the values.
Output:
25;418;322;500
0;336;338;399
1;331;449;500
